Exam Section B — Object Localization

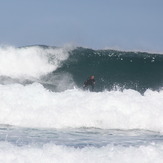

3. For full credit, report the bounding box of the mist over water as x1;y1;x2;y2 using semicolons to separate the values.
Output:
1;45;163;162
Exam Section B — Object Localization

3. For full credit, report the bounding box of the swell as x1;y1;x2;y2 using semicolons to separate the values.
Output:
1;45;163;93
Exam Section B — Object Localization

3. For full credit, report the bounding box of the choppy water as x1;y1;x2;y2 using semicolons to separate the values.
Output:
1;126;162;148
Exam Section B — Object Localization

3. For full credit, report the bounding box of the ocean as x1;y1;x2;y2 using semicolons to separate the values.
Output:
0;45;163;162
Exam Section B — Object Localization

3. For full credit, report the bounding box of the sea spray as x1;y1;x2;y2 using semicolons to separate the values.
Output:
0;83;163;132
0;45;71;79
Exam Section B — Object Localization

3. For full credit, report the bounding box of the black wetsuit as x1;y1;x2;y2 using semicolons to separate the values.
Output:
83;78;95;91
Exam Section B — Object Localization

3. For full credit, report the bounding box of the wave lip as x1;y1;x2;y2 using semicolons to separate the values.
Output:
0;45;71;79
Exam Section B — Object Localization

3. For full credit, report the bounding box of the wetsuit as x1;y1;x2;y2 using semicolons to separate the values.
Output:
83;78;95;91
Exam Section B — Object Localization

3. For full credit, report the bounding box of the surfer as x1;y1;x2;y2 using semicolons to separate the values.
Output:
83;75;95;91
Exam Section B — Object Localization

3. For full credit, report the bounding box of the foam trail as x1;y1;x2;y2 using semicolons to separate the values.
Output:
0;46;71;79
0;142;163;163
0;83;163;132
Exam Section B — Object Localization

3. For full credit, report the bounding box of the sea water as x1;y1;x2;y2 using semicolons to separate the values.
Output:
0;126;163;162
0;45;163;163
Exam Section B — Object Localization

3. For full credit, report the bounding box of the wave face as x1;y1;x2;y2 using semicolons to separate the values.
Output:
59;47;163;92
1;45;163;92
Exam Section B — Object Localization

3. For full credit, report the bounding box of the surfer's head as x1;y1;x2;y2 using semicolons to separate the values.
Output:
90;75;94;79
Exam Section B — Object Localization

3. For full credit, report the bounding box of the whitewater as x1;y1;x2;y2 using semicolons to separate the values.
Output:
0;45;163;163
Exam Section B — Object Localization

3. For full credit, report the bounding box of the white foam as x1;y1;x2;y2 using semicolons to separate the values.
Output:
0;46;71;79
0;83;163;132
0;142;163;163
